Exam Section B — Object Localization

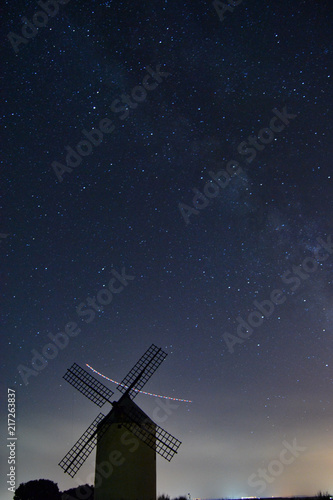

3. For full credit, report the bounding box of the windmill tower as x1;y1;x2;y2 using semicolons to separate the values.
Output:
59;344;181;500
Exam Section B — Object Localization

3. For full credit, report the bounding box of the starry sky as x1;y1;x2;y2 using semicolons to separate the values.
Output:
1;0;333;498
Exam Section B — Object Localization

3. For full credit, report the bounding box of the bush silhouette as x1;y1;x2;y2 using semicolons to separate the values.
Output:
317;492;332;500
157;496;187;500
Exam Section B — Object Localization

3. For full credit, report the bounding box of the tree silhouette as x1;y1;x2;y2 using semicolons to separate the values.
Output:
14;479;61;500
61;484;94;500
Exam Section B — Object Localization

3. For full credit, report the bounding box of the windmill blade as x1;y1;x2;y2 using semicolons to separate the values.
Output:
117;344;167;399
63;363;114;407
155;423;182;461
121;404;181;461
58;413;106;477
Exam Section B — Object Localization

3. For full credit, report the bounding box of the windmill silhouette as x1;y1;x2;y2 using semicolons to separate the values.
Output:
59;344;182;500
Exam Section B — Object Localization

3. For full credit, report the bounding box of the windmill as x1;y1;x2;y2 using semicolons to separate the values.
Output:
59;344;182;500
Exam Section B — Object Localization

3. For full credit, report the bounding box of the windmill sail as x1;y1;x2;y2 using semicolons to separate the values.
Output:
59;413;106;477
117;344;167;399
63;363;114;407
121;401;181;461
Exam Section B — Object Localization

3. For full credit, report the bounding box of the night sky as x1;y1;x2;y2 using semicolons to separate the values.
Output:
1;0;333;498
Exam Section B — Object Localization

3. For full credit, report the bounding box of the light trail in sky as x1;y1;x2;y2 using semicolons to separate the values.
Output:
86;363;193;402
